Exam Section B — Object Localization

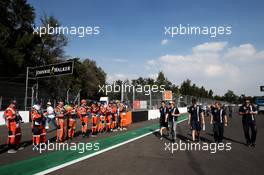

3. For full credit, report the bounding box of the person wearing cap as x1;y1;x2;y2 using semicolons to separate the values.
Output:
45;102;56;129
210;101;228;143
239;98;258;147
188;99;205;142
55;100;66;142
110;102;118;132
64;102;77;140
120;101;128;131
77;99;89;137
168;101;180;143
105;102;112;132
3;100;24;153
159;101;169;140
31;104;46;146
91;101;99;136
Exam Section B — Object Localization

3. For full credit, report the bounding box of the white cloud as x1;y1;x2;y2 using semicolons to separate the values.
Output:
146;41;264;96
161;39;169;45
192;42;227;53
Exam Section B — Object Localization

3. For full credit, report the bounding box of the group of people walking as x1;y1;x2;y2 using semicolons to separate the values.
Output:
159;98;258;147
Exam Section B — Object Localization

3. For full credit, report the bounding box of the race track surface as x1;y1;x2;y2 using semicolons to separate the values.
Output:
0;112;263;175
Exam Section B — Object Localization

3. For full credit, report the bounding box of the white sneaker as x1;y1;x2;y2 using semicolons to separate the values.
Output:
18;146;24;151
8;149;17;153
119;128;123;131
122;128;127;131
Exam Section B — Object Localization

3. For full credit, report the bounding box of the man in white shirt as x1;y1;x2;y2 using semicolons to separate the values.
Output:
46;102;57;129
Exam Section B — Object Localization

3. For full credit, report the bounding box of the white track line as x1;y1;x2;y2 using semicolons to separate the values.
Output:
35;117;188;175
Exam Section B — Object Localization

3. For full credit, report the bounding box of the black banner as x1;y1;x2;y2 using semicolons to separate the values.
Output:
34;61;74;78
260;86;264;92
132;111;148;123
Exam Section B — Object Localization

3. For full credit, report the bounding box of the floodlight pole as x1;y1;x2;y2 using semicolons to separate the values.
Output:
149;90;152;109
24;67;29;111
121;81;124;102
66;88;71;103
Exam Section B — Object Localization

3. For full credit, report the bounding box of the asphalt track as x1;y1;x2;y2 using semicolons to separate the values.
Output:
0;112;264;175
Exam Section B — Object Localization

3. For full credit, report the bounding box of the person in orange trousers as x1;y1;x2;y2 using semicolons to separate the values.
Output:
91;102;99;137
4;100;24;153
77;99;89;137
55;101;66;142
98;104;106;133
105;104;112;132
31;104;46;146
110;103;117;131
120;102;128;131
65;103;77;139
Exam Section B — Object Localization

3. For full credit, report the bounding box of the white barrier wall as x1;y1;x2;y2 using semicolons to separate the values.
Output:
0;111;30;126
148;107;188;120
148;110;160;120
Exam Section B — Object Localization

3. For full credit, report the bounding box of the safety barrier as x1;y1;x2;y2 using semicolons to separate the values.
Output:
0;107;188;126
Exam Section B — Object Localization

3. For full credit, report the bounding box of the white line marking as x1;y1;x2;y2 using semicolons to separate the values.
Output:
35;117;188;175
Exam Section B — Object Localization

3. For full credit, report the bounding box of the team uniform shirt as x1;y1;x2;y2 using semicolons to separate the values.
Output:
211;108;226;124
239;105;257;121
31;110;44;126
168;107;180;122
159;106;168;127
188;105;203;122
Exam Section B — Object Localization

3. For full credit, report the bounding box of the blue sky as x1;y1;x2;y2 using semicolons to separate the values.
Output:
28;0;264;96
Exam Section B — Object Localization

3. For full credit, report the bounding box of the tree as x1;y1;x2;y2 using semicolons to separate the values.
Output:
208;89;214;98
156;71;172;90
224;90;238;103
180;79;192;95
0;0;37;76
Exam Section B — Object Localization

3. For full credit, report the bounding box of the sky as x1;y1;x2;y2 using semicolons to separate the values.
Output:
28;0;264;96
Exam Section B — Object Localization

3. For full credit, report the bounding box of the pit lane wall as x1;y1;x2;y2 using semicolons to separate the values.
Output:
133;107;188;122
0;107;188;125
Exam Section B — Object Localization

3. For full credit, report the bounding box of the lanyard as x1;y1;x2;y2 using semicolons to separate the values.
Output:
220;109;223;123
249;105;254;121
196;107;199;122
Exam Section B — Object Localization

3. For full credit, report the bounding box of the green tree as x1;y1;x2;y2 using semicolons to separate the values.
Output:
224;90;238;103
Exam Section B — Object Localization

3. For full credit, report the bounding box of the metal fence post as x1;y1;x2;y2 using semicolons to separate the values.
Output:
24;67;29;111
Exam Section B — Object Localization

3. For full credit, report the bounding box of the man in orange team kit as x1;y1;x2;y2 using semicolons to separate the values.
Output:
55;101;66;142
4;100;24;153
77;99;89;137
31;104;46;146
91;102;99;137
65;102;77;140
98;103;107;133
110;103;118;132
105;103;112;132
120;101;128;131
